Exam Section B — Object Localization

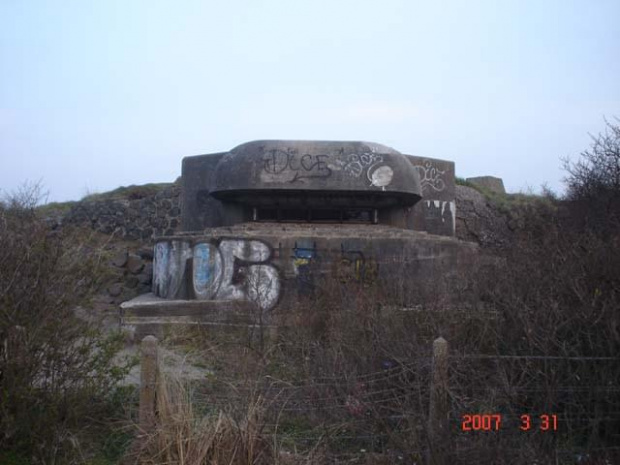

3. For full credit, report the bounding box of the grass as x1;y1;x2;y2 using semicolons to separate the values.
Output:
117;247;620;463
455;176;481;190
33;181;175;219
456;175;557;217
84;429;134;465
35;200;78;216
126;373;278;465
81;183;173;202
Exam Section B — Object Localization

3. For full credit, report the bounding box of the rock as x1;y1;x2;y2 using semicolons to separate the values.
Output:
111;250;128;268
126;254;145;274
126;230;140;241
141;228;154;240
137;246;154;260
125;276;140;288
58;184;183;241
143;262;153;278
455;185;512;249
108;283;123;297
151;218;166;229
137;272;152;285
114;288;140;305
138;283;152;294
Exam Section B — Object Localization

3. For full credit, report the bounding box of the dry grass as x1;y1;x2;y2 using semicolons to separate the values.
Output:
126;372;279;465
131;228;620;464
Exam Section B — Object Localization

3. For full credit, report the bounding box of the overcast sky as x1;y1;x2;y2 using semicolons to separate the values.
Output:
1;0;618;202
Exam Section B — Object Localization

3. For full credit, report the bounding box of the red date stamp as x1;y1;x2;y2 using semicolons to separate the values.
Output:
461;414;558;431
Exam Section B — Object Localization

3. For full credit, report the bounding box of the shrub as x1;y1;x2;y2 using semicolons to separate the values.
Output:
0;183;133;463
563;117;620;235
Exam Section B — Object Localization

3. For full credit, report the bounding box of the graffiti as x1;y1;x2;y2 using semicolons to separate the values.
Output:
291;240;318;294
153;241;170;296
215;239;280;310
368;165;394;190
339;152;393;189
339;245;379;286
155;238;280;309
414;160;446;192
340;152;383;178
261;148;332;183
424;200;456;235
192;243;223;300
259;147;393;188
153;240;192;299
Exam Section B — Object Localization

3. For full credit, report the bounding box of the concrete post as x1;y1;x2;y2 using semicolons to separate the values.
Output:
139;335;159;434
427;336;450;465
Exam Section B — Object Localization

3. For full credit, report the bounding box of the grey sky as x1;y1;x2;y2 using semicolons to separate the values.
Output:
1;0;618;202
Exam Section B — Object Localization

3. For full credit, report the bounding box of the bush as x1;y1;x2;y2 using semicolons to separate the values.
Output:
563;117;620;235
0;184;133;463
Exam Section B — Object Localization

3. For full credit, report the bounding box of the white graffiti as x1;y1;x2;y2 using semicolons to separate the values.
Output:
214;239;280;309
153;241;192;299
154;239;281;310
368;165;394;190
414;160;446;192
424;200;456;235
340;152;384;178
192;242;223;300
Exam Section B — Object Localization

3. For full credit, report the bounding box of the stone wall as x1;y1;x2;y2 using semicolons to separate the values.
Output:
63;185;182;242
57;182;514;249
105;247;154;304
51;177;522;256
455;185;513;249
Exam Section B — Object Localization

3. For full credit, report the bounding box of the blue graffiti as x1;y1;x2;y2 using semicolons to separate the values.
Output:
292;240;318;294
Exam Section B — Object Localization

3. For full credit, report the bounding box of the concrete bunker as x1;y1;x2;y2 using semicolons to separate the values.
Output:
182;140;456;236
122;140;475;335
208;141;421;225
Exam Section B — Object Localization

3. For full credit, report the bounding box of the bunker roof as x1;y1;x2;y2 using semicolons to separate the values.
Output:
210;140;422;206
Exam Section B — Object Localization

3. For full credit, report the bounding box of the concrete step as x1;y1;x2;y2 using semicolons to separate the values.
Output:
120;293;276;341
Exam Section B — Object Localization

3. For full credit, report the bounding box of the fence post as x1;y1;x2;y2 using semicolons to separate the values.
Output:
427;336;450;465
139;335;159;434
6;326;26;382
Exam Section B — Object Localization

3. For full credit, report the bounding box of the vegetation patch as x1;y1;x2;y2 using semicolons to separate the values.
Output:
81;183;172;202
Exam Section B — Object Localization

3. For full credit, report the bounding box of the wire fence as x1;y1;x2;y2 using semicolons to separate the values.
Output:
131;335;620;464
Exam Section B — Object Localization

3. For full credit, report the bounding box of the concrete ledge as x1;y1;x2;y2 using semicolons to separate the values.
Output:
121;293;254;318
126;320;278;341
120;293;269;339
121;292;252;310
